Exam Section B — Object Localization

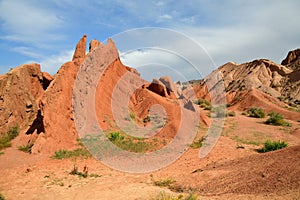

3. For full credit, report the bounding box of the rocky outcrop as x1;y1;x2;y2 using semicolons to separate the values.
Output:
147;78;169;97
191;51;300;118
281;48;300;69
31;35;87;153
0;64;46;134
159;76;179;96
89;39;103;52
72;34;87;66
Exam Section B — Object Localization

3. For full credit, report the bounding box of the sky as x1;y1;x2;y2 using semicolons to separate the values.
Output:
0;0;299;81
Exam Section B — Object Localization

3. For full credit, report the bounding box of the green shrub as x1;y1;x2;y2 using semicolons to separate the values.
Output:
227;111;236;117
53;148;91;159
69;164;88;178
143;115;151;123
190;137;205;149
106;131;156;153
247;107;265;118
195;98;211;110
0;126;19;151
0;193;5;200
265;112;291;126
258;140;288;153
153;178;176;187
152;191;198;200
18;143;34;153
107;131;124;141
129;112;136;121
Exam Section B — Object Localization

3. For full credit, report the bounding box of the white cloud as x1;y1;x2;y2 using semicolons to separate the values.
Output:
40;50;74;74
159;14;172;20
155;1;165;7
12;46;42;59
0;0;64;45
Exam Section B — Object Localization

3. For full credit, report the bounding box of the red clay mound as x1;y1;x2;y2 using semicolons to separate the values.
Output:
191;56;300;119
198;145;300;195
231;89;300;120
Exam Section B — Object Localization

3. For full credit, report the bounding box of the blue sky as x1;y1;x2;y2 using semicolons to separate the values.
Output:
0;0;300;81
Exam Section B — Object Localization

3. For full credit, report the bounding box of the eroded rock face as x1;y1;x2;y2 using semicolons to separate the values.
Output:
191;53;300;118
0;64;45;134
32;35;88;154
147;78;169;97
89;39;103;52
159;76;178;95
72;34;87;66
281;48;300;70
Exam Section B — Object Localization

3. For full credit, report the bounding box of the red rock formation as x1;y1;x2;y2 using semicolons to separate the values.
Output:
147;78;169;97
281;48;300;69
0;64;45;134
72;34;87;66
191;56;300;118
89;39;103;52
32;35;87;153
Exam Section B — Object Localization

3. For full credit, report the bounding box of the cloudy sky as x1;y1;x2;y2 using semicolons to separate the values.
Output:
0;0;299;81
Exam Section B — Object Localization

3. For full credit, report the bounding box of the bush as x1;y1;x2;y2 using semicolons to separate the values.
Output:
247;107;265;118
107;131;124;141
53;148;91;159
0;126;19;151
190;137;205;149
18;143;34;153
258;140;288;153
69;164;88;178
153;191;198;200
153;178;176;187
107;131;154;153
143;115;151;123
265;112;291;126
227;111;236;117
0;193;5;200
195;98;211;110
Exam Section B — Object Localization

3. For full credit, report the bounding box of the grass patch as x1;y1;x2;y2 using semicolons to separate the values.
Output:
227;111;236;117
265;112;291;127
258;140;288;153
194;98;211;110
236;144;245;149
53;148;91;159
232;135;261;146
18;143;34;153
107;131;124;141
106;131;155;153
130;112;136;121
0;193;5;200
0;152;3;156
0;126;19;151
153;178;176;187
152;191;199;200
143;115;151;123
69;164;88;178
190;137;205;149
247;107;265;118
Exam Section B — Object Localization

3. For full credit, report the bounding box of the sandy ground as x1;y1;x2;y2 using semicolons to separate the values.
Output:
0;112;300;200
